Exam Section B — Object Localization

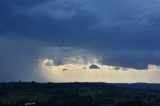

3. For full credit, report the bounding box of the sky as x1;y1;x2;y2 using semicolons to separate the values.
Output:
0;0;160;82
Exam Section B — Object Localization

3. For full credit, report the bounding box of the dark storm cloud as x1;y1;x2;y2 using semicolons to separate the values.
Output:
1;0;160;81
0;0;98;41
0;37;45;81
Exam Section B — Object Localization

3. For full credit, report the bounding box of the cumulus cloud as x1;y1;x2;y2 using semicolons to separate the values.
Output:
41;58;55;66
63;56;102;65
40;47;102;65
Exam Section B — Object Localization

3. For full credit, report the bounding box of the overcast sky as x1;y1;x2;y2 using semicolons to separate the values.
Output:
1;0;160;82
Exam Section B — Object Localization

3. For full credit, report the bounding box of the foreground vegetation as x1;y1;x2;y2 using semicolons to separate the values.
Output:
0;82;160;106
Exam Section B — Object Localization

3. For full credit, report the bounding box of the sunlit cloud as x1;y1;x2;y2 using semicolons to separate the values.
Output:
39;54;160;83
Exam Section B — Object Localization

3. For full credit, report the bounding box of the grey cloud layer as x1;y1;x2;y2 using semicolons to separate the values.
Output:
1;0;160;81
